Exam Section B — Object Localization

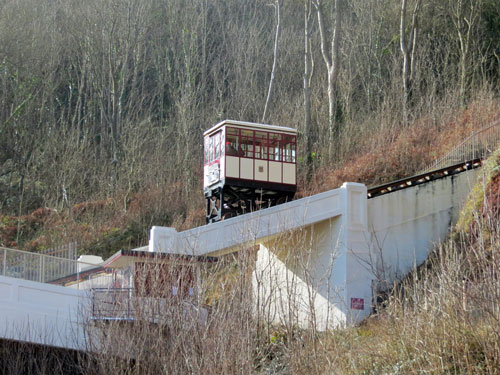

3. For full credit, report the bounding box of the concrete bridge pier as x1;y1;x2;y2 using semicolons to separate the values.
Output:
251;183;373;330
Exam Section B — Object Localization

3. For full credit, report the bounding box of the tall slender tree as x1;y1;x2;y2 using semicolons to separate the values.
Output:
304;0;314;169
400;0;421;121
313;0;343;158
262;0;283;124
448;0;484;103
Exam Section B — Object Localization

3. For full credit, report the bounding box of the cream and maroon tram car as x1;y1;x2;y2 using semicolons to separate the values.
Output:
204;120;297;223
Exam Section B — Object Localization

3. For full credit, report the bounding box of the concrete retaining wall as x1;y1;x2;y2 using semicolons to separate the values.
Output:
151;170;481;330
0;168;480;349
368;168;481;287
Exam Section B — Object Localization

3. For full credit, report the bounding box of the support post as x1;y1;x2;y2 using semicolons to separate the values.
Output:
39;255;43;283
340;183;372;325
2;249;6;276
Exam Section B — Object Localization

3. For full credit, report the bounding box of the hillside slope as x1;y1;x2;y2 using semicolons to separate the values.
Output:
1;96;499;259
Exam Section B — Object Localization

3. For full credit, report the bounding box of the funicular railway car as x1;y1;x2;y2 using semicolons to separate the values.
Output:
204;120;297;223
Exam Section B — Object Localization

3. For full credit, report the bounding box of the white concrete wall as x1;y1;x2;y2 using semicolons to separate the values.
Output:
253;240;347;331
0;169;481;346
67;272;114;290
0;275;89;350
253;218;351;330
368;168;480;288
77;255;103;272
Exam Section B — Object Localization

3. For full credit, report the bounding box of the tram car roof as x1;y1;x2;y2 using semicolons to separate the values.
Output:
204;119;297;137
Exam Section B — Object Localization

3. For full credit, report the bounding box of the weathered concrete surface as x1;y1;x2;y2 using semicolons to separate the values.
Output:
368;168;481;287
0;275;89;350
253;216;370;330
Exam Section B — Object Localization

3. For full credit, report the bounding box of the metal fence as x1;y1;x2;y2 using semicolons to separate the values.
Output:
38;242;77;260
0;247;94;284
92;288;136;320
91;288;177;321
421;120;500;174
91;288;204;323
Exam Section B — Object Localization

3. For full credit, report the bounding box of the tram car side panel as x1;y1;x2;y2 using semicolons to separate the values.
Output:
269;161;282;183
225;156;239;179
254;159;267;181
283;163;296;185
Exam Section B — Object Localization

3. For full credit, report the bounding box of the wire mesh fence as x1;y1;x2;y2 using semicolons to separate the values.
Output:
421;120;500;174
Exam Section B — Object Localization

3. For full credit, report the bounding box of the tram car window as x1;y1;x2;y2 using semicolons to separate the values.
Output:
203;120;297;223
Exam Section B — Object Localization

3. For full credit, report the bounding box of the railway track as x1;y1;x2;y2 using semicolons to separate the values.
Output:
367;158;482;199
367;120;500;198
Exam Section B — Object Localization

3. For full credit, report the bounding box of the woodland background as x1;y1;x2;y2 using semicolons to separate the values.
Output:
0;0;499;254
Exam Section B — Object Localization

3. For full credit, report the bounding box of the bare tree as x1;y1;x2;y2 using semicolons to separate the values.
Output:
400;0;421;121
447;0;484;103
313;0;343;158
304;0;314;170
262;0;283;124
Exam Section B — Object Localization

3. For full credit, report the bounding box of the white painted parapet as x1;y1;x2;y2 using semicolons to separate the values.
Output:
149;183;357;256
0;275;89;350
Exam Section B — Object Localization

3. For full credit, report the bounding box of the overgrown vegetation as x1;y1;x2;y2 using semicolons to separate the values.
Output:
88;150;500;374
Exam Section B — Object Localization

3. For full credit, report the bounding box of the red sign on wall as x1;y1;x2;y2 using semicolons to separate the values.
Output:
350;297;364;310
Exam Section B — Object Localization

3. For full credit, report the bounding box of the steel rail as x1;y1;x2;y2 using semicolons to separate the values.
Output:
367;158;482;199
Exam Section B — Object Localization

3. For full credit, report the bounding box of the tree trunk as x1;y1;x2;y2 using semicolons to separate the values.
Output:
400;0;420;123
304;0;314;170
400;0;410;121
315;0;342;158
327;67;336;151
262;0;282;124
450;0;482;104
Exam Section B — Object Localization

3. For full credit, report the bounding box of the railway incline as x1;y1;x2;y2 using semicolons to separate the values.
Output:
0;120;499;349
149;120;499;329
